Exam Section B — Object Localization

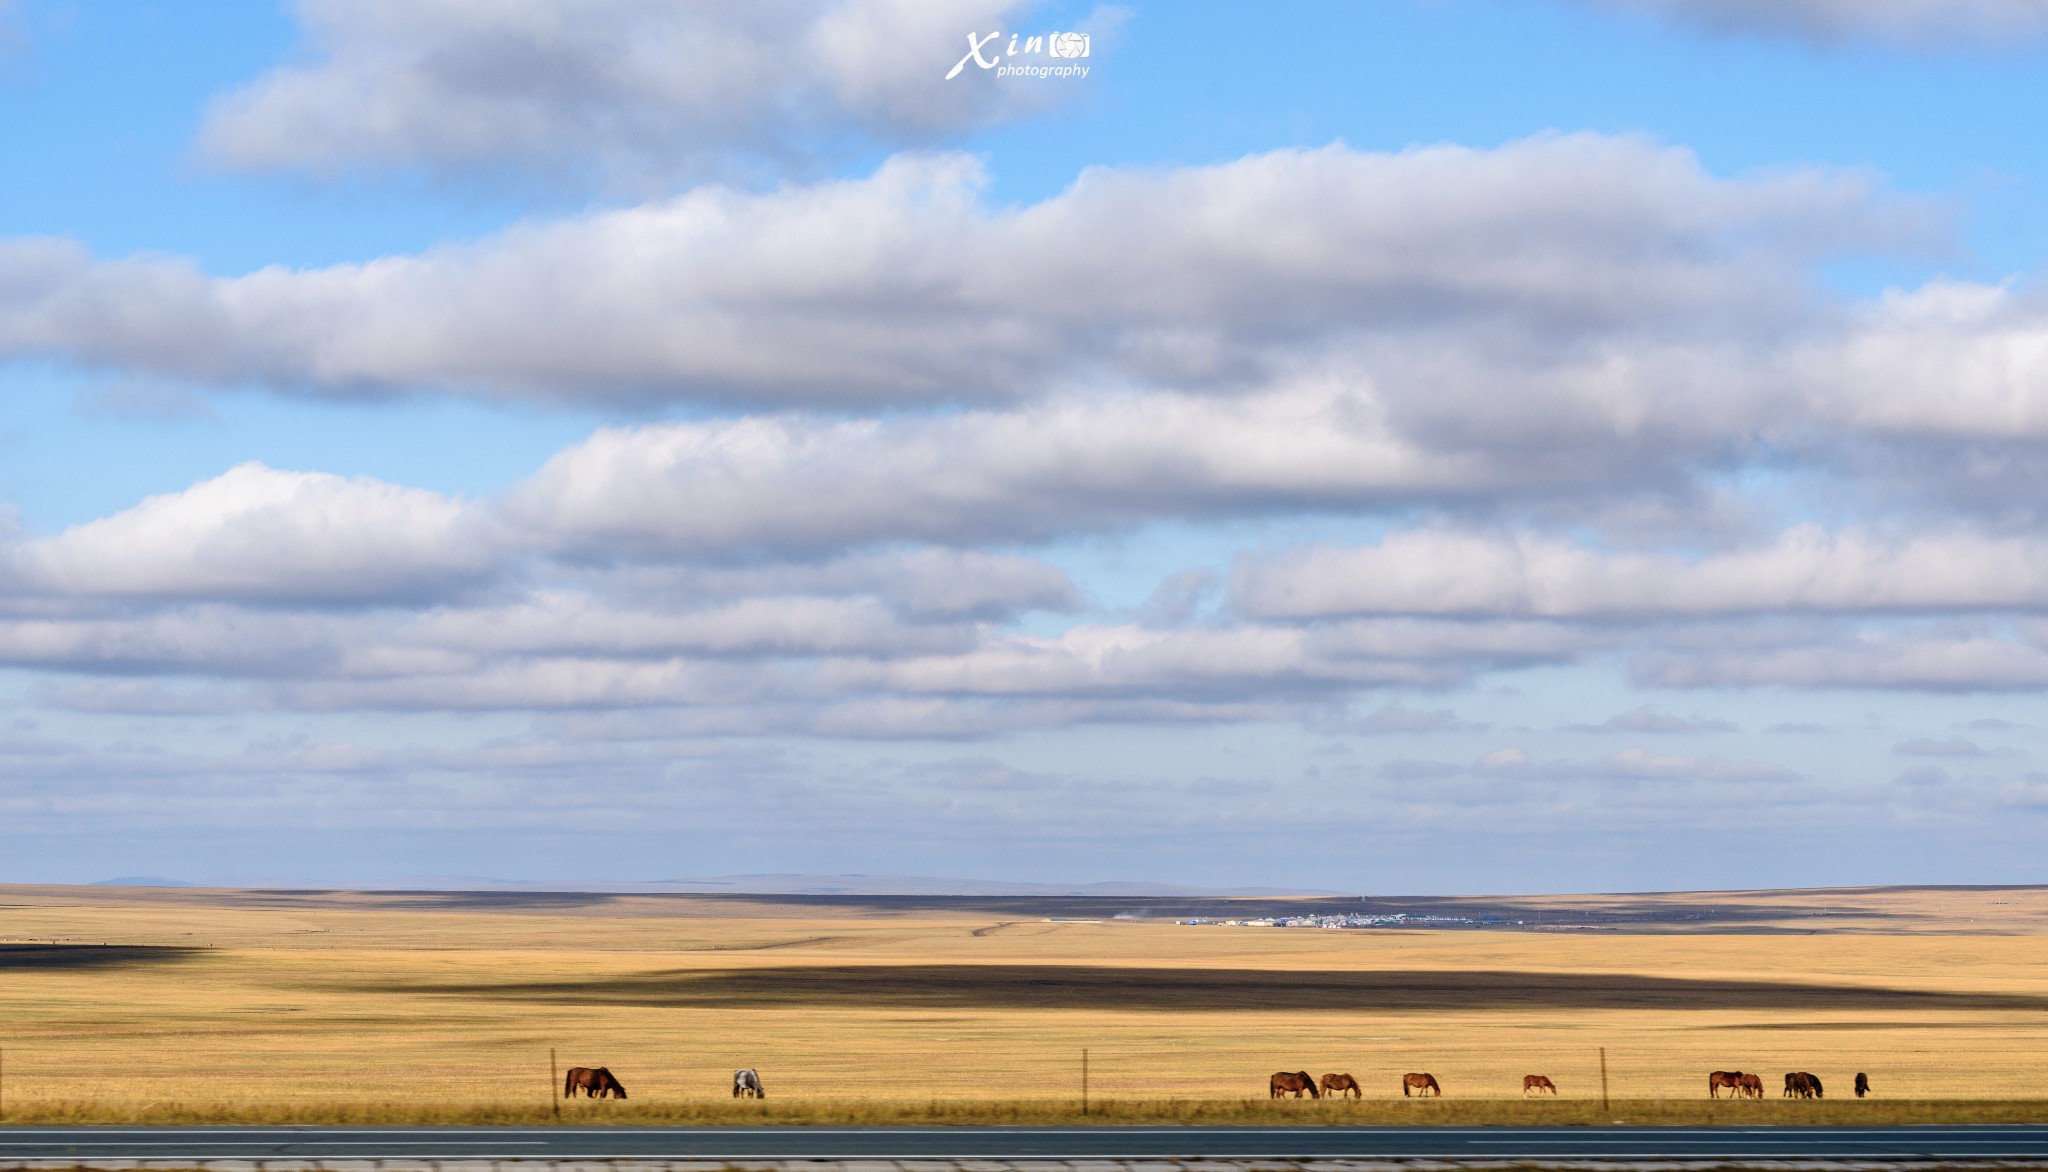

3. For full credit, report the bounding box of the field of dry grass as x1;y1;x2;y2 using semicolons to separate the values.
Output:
2;884;2047;1123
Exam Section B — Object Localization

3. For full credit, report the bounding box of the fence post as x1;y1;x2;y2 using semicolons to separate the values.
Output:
1599;1047;1610;1111
550;1048;560;1120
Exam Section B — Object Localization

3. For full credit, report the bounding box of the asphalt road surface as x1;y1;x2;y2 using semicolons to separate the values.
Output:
4;1125;2048;1161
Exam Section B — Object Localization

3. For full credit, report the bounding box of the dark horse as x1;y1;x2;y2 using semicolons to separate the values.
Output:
1270;1071;1320;1098
1855;1072;1871;1098
1320;1072;1361;1098
1783;1071;1823;1099
1402;1072;1441;1097
564;1066;627;1099
1708;1070;1744;1098
1738;1072;1764;1099
1522;1074;1557;1095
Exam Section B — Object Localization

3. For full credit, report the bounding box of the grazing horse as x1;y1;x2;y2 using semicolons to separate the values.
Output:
1522;1075;1557;1096
732;1068;765;1099
1854;1072;1870;1098
1320;1073;1361;1099
1708;1071;1744;1098
1783;1071;1822;1099
1738;1073;1764;1099
564;1066;627;1099
1270;1071;1319;1098
1402;1073;1441;1097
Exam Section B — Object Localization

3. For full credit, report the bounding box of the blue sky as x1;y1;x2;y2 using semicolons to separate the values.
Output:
3;0;2048;890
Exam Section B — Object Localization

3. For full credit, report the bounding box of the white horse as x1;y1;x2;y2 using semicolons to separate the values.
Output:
732;1068;765;1098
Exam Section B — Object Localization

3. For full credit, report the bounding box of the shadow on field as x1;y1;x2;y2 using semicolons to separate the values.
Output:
0;944;203;971
382;964;2048;1013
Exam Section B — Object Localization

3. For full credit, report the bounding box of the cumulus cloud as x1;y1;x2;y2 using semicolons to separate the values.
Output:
0;136;1922;411
1583;0;2048;48
1630;623;2048;690
1473;743;1797;783
1233;526;2048;620
1895;736;1989;756
1384;743;1798;787
1807;279;2048;440
1376;757;1464;781
10;439;2048;740
2;462;498;606
501;385;1577;555
1225;524;2048;695
195;0;1078;186
1334;702;1486;735
1896;763;1953;786
1574;704;1737;733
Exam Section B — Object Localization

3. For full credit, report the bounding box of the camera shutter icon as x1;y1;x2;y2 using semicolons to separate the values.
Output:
1049;31;1090;58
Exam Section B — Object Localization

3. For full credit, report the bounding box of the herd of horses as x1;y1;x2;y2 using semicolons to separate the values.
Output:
572;1062;1868;1103
562;1066;767;1099
1711;1070;1868;1099
1272;1069;1872;1099
1269;1071;1450;1098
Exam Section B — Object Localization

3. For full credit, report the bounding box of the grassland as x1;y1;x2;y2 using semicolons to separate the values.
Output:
2;884;2046;1123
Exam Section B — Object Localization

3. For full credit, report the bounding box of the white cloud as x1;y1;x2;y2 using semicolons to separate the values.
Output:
1631;625;2048;690
503;384;1519;554
1377;743;1801;790
195;0;1069;185
1474;743;1797;783
3;462;497;605
1332;702;1484;735
9;445;2048;740
1575;704;1737;733
1584;0;2048;48
1895;736;1989;756
1897;763;1953;787
1806;279;2048;439
1234;526;2048;620
0;136;1918;411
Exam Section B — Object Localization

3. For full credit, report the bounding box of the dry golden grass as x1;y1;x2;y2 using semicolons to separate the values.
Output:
2;884;2046;1123
5;1098;2048;1127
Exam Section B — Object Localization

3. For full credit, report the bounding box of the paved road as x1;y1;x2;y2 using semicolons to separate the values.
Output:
4;1125;2048;1162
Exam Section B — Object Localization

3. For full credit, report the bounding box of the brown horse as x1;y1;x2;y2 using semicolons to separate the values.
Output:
1738;1072;1764;1099
1402;1073;1441;1097
1320;1073;1361;1099
1522;1074;1557;1095
1270;1071;1320;1098
1708;1070;1744;1098
1854;1072;1870;1098
564;1066;627;1099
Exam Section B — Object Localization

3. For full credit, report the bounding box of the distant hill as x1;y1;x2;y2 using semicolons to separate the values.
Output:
644;874;1348;897
90;876;194;887
175;872;1346;896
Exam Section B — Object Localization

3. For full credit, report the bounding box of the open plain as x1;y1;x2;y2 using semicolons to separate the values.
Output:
2;884;2048;1124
